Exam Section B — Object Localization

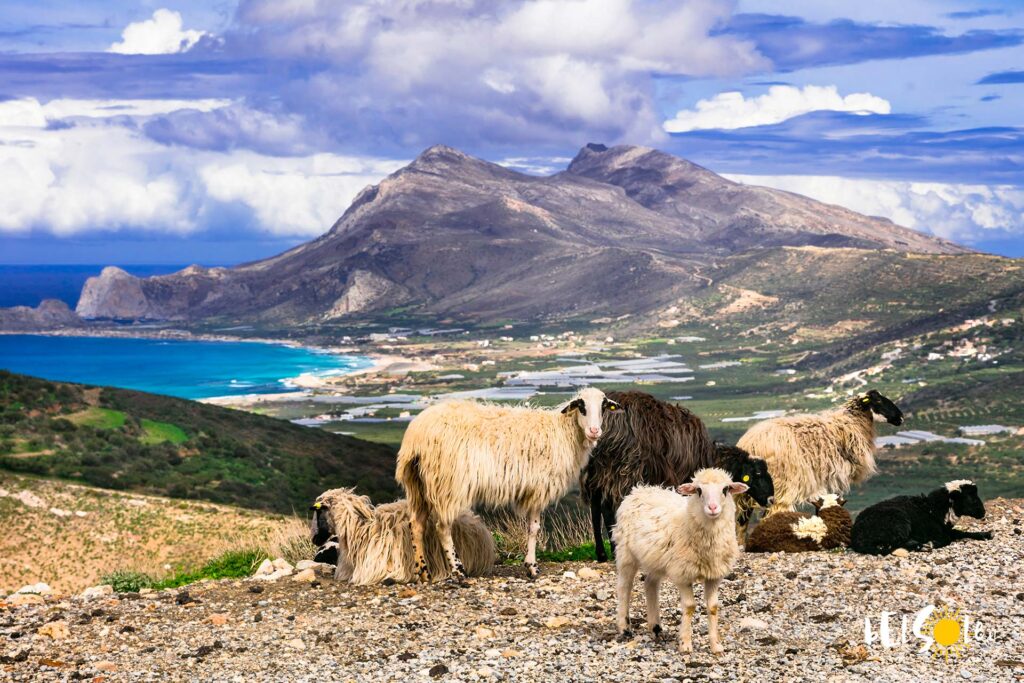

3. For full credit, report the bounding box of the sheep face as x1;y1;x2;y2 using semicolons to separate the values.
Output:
310;501;334;546
735;457;774;507
861;390;904;426
561;387;621;443
947;481;986;519
310;501;340;565
678;468;748;520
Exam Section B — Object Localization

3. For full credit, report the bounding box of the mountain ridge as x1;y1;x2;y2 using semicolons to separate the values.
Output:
0;143;984;327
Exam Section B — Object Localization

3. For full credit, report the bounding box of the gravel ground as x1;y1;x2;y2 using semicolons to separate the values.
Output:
3;499;1023;682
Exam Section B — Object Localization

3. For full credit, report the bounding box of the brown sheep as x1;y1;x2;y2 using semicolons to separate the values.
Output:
746;495;851;553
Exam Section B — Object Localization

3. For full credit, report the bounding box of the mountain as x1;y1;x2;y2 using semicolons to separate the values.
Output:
0;371;399;513
66;144;968;327
0;299;82;331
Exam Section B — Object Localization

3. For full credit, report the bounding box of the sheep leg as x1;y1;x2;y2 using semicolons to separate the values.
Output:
678;583;696;654
409;512;432;583
615;555;637;639
523;511;542;580
436;518;466;583
591;495;608;562
644;575;662;638
950;528;993;541
601;499;617;559
705;578;724;655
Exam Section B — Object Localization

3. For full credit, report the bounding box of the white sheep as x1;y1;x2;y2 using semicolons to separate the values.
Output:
613;468;748;654
737;390;904;513
396;387;619;581
310;488;495;585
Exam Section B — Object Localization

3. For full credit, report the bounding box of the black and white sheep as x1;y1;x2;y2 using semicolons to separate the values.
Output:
613;468;749;655
737;390;904;514
396;387;620;581
850;479;992;555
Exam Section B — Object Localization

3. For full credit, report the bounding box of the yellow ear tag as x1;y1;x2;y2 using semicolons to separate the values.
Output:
314;502;322;509
861;398;870;404
742;475;750;482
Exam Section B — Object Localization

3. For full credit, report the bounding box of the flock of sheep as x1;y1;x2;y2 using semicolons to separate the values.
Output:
309;386;993;654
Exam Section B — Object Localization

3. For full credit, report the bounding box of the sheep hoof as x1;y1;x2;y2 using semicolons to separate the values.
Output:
595;553;608;563
678;642;692;654
652;624;663;640
524;562;540;580
710;644;725;656
617;630;633;642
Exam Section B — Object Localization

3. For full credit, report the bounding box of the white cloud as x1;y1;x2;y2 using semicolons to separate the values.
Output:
725;173;1024;244
108;9;206;55
200;154;405;236
663;85;891;132
237;0;770;145
0;126;195;235
0;118;402;238
0;97;231;128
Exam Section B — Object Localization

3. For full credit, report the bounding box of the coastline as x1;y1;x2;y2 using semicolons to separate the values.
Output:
2;329;400;402
200;353;435;407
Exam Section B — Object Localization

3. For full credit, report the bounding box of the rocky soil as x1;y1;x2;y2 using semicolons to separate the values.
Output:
3;500;1023;682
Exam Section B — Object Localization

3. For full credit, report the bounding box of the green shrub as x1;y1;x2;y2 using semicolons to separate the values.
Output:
152;548;268;590
102;548;269;592
100;570;155;592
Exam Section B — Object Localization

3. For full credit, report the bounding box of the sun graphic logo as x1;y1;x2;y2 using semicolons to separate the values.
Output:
864;603;984;658
918;605;971;660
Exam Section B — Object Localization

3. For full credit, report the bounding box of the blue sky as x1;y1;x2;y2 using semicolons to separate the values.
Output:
0;0;1022;263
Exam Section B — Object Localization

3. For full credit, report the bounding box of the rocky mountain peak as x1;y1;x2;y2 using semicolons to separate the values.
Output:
36;142;973;327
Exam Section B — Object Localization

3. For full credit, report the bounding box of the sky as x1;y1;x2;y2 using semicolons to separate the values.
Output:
0;0;1022;264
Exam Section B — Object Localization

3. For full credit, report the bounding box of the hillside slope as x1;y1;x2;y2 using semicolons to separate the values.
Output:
0;473;290;593
69;144;967;326
0;371;398;513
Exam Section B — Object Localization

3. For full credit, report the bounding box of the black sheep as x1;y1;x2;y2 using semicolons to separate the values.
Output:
713;442;776;536
850;479;993;555
580;391;774;561
581;391;715;562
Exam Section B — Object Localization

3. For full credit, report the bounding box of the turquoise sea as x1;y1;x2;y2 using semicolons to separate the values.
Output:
0;335;372;399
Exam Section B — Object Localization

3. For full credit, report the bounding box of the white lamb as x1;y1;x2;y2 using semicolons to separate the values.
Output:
613;468;748;655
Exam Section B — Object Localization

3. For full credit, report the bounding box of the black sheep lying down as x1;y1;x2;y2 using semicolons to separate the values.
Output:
850;479;993;555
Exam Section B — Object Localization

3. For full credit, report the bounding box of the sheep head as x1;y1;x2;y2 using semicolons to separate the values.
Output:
946;480;986;519
561;386;621;443
733;454;775;508
859;390;904;426
677;467;748;520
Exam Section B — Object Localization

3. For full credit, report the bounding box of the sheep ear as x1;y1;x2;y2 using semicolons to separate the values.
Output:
677;483;698;496
561;398;585;414
728;482;749;495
